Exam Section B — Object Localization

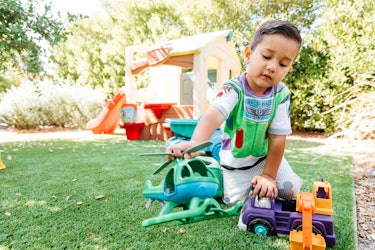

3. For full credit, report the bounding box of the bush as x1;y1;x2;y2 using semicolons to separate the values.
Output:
285;45;333;133
0;80;106;129
325;76;375;140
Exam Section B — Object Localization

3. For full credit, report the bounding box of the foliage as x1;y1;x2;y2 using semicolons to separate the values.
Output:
0;138;355;249
0;80;106;129
51;0;187;94
181;0;320;52
318;0;375;138
0;0;67;75
285;43;333;132
51;17;126;95
282;0;375;138
51;0;319;93
0;63;22;93
323;76;375;140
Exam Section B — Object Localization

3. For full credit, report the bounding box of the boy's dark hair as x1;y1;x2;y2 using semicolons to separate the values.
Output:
250;19;302;50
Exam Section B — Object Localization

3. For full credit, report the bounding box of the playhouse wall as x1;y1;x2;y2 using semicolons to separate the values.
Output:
137;65;181;104
136;105;193;141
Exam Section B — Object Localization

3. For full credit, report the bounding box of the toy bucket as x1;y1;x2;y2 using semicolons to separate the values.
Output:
120;104;137;123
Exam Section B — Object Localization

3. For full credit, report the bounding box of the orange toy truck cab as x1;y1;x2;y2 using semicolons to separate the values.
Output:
290;192;326;250
312;181;333;216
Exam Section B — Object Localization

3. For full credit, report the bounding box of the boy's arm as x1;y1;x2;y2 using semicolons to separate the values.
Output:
251;133;286;198
166;106;225;158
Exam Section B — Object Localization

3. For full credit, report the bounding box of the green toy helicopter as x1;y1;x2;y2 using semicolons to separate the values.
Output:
140;141;243;227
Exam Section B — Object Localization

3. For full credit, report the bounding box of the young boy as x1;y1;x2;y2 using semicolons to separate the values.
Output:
167;19;302;207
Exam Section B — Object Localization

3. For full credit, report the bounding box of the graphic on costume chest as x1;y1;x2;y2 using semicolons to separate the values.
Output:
244;97;273;122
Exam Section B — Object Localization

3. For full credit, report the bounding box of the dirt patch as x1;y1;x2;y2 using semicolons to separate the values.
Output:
351;141;375;250
1;128;374;249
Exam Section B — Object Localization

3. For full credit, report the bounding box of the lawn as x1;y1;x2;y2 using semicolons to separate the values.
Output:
0;136;356;249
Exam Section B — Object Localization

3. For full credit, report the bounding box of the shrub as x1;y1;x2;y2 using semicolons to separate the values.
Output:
324;75;375;140
285;45;333;133
0;80;106;129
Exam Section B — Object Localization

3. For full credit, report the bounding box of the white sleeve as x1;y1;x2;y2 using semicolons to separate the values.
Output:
210;85;239;119
268;99;292;135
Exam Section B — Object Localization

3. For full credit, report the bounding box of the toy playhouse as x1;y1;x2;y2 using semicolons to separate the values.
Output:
86;30;241;140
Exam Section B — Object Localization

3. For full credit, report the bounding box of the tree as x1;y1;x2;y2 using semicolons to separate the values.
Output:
182;0;320;50
51;0;319;93
316;0;375;138
285;0;374;138
51;0;188;93
0;0;67;74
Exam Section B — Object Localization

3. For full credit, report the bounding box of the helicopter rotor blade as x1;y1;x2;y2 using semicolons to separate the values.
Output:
140;140;212;157
152;140;212;175
181;140;213;156
153;160;173;175
139;152;175;157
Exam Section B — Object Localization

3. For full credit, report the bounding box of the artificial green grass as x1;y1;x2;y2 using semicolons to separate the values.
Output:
0;137;356;249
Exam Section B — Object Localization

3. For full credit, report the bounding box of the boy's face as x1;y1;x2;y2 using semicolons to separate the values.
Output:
244;34;300;95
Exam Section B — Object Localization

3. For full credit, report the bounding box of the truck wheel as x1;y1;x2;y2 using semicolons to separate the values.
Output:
294;224;323;236
248;218;275;236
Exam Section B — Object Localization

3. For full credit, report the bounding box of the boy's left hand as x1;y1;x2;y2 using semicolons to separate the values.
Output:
251;174;278;198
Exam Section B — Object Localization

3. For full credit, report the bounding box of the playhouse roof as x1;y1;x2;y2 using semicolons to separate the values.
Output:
129;30;240;74
160;30;234;56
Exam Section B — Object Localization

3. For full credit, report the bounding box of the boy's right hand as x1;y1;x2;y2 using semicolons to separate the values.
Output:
251;174;278;198
166;141;200;160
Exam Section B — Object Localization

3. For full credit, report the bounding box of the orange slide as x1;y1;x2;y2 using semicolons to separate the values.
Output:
86;88;127;134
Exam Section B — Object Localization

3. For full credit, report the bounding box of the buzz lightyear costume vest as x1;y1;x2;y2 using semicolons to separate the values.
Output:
224;75;290;158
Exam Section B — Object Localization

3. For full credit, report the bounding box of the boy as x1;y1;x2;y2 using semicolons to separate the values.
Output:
167;19;302;208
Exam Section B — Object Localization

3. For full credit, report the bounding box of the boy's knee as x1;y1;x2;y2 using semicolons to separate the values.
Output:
222;189;249;206
277;178;302;200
